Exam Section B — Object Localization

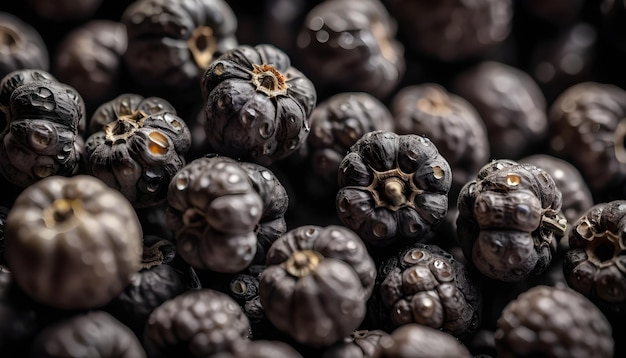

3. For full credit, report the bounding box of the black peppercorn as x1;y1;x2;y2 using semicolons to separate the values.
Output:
85;93;191;208
259;225;376;347
495;285;613;358
212;340;303;358
202;43;316;166
295;0;405;99
0;12;49;79
456;159;567;282
31;311;147;358
336;130;452;248
372;324;472;358
321;329;389;358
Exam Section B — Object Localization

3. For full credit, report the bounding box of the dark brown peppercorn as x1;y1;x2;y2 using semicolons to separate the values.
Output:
85;93;191;208
495;285;613;358
336;130;452;248
0;12;49;79
296;0;405;99
372;324;472;358
31;311;147;358
259;225;376;347
457;159;567;282
4;175;143;310
321;330;389;358
202;43;316;166
143;288;251;358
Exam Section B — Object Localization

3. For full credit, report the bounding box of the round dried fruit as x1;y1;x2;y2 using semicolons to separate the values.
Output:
372;324;472;358
0;12;49;79
495;285;613;358
336;130;452;248
457;159;567;282
31;311;146;358
259;225;376;347
4;175;143;310
144;289;250;358
166;156;263;273
85;93;191;208
564;200;626;313
321;330;389;358
373;243;481;338
201;44;316;166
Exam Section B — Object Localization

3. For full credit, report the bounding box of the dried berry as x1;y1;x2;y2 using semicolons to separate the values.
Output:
386;0;513;62
336;130;452;248
391;84;489;198
0;12;49;79
296;0;405;99
166;156;263;273
4;175;143;310
457;159;567;282
85;93;191;208
144;288;250;358
495;285;613;358
549;82;626;197
564;200;626;313
453;61;548;160
373;243;481;338
321;330;389;358
0;69;85;187
372;324;472;358
259;225;376;347
202;44;316;166
31;311;147;358
122;0;238;101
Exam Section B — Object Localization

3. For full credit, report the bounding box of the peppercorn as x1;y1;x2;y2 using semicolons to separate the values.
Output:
214;340;304;358
371;324;472;358
0;12;49;79
457;159;567;282
201;43;316;166
321;329;389;358
495;285;613;358
336;130;452;248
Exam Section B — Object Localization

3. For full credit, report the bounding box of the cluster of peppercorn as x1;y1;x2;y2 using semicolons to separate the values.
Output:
1;0;626;357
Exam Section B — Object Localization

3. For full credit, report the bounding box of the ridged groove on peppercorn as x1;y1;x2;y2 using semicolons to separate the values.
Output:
321;330;389;358
563;200;626;313
31;311;146;358
0;71;85;187
457;159;567;282
336;130;452;247
307;92;394;183
372;324;472;358
122;0;238;97
373;243;481;338
259;225;376;347
453;61;548;160
144;289;250;358
201;43;316;166
166;156;263;273
0;12;49;79
4;175;143;310
295;0;405;99
386;0;512;62
391;83;489;197
85;93;191;208
495;285;613;358
549;82;626;193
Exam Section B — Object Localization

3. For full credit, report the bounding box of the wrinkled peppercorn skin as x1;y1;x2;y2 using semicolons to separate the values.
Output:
85;93;191;208
122;0;238;100
0;12;49;79
4;175;143;310
457;159;567;282
373;243;481;338
202;44;316;166
0;70;85;187
259;225;376;347
564;200;626;313
337;130;452;248
166;156;263;273
296;0;405;99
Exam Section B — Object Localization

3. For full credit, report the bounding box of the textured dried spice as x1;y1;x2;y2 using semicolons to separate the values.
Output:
564;200;626;313
457;159;567;282
85;93;191;208
259;225;376;347
336;130;451;248
202;44;316;166
4;175;143;310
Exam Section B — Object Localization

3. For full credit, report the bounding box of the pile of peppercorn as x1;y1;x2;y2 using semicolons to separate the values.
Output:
1;0;626;357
